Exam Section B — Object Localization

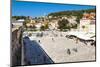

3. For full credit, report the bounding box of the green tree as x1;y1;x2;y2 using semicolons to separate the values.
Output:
71;23;78;29
58;19;70;31
40;25;45;31
40;24;49;31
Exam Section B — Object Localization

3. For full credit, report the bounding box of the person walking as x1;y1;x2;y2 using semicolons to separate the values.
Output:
67;49;71;55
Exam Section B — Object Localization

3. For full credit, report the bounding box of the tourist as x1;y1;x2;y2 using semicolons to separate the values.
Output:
38;40;40;43
67;49;71;55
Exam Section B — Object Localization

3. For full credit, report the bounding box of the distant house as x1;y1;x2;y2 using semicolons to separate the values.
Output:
25;19;35;28
12;18;25;28
80;12;96;33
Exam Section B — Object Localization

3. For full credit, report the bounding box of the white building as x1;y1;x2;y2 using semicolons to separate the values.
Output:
12;19;25;28
79;13;95;33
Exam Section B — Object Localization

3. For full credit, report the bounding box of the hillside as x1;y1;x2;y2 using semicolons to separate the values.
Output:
48;9;96;18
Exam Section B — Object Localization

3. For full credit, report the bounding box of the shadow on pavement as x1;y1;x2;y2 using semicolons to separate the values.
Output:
23;36;54;65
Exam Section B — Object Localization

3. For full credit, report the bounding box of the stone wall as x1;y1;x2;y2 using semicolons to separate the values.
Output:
11;27;22;66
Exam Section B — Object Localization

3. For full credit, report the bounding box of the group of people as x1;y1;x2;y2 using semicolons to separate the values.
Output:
67;48;78;55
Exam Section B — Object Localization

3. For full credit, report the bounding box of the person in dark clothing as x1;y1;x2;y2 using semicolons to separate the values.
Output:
67;49;71;55
38;40;41;43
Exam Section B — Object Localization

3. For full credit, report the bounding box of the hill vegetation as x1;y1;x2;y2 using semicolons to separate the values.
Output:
12;16;29;20
48;9;95;17
48;9;96;23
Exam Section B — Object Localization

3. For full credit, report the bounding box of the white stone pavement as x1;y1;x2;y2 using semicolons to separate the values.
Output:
37;37;95;63
23;31;95;63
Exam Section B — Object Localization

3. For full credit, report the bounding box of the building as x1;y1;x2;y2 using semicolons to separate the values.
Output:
12;18;25;28
26;19;36;28
80;13;96;33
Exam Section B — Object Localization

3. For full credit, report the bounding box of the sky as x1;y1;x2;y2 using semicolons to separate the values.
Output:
12;0;95;17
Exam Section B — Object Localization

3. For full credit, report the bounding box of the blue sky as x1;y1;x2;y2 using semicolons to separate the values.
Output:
12;0;95;17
